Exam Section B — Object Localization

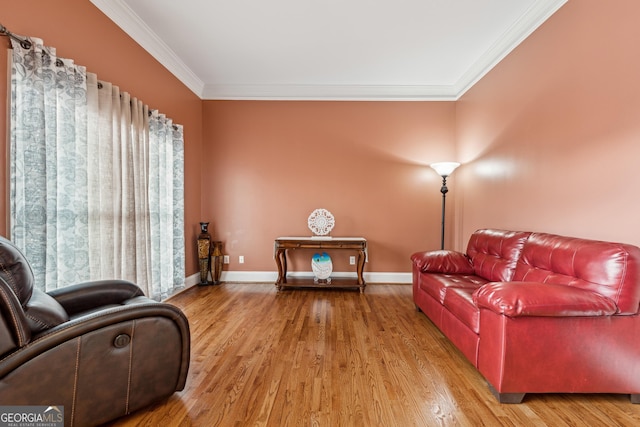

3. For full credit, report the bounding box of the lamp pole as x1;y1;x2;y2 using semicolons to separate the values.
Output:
430;162;460;250
439;175;449;250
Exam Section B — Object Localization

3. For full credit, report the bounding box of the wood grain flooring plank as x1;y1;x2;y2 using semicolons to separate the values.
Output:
106;283;640;427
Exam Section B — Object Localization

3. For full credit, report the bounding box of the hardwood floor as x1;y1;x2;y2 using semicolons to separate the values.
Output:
107;283;640;426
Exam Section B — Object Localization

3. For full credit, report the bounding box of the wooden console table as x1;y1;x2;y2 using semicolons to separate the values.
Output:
274;237;367;293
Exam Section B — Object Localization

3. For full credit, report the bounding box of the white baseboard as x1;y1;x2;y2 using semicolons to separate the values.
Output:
182;270;411;287
167;270;411;301
184;273;201;288
218;270;412;284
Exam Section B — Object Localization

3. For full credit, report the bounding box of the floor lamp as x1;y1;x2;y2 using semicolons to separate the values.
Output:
430;162;460;250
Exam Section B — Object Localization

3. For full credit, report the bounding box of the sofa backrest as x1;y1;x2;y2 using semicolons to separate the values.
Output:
513;232;640;314
466;229;531;282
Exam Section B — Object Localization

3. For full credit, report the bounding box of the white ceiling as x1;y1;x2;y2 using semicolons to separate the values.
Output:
91;0;567;100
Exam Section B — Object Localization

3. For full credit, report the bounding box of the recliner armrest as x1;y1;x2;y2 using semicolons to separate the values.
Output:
48;280;145;316
473;282;618;317
411;250;474;274
0;301;190;390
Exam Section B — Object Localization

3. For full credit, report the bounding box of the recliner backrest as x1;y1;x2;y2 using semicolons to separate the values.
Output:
0;236;69;354
0;236;35;306
0;277;30;356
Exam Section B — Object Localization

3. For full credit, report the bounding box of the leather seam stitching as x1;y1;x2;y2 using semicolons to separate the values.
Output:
126;321;135;414
0;254;21;299
24;312;54;329
71;336;81;427
0;283;28;346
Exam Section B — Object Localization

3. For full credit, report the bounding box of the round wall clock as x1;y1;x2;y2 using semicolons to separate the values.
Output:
307;208;335;236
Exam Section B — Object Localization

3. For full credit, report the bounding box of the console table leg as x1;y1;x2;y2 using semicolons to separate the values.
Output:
275;249;287;289
282;250;288;283
356;249;366;286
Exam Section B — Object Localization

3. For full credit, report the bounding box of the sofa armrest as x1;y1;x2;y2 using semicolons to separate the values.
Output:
411;250;474;274
473;282;618;317
48;280;145;316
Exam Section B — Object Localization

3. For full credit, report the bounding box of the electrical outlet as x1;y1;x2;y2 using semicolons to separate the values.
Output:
239;255;244;264
223;255;229;264
349;256;356;265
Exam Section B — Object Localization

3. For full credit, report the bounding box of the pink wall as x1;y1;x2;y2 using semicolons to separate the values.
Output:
0;0;203;273
2;2;456;279
202;101;457;273
455;0;640;249
5;0;637;280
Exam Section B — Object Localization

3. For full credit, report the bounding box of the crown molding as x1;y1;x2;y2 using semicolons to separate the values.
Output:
453;0;568;97
92;0;567;101
90;0;205;97
201;84;458;101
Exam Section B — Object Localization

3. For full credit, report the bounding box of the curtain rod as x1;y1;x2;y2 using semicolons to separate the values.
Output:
0;23;32;49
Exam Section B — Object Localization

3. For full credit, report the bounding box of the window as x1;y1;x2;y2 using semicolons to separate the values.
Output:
9;37;184;300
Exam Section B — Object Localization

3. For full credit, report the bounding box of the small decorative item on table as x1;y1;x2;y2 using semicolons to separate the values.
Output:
197;222;211;285
308;209;335;283
308;208;335;237
311;251;333;284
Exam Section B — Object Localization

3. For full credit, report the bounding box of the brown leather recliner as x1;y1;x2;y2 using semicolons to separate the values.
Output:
0;236;190;426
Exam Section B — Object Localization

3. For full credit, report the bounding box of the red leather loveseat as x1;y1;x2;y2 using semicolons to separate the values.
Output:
411;229;640;403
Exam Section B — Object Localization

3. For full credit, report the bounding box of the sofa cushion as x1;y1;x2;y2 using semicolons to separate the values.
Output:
466;230;531;282
0;236;35;306
473;282;618;317
411;250;474;274
419;273;488;304
514;232;640;314
24;288;69;332
0;237;69;334
443;287;480;333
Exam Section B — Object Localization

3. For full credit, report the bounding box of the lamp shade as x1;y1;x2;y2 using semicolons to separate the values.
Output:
430;162;460;177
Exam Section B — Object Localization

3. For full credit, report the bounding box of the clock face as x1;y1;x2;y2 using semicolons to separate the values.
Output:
308;209;335;236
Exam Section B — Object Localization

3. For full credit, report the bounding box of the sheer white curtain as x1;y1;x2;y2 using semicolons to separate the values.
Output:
9;37;185;299
9;38;91;288
148;111;185;299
